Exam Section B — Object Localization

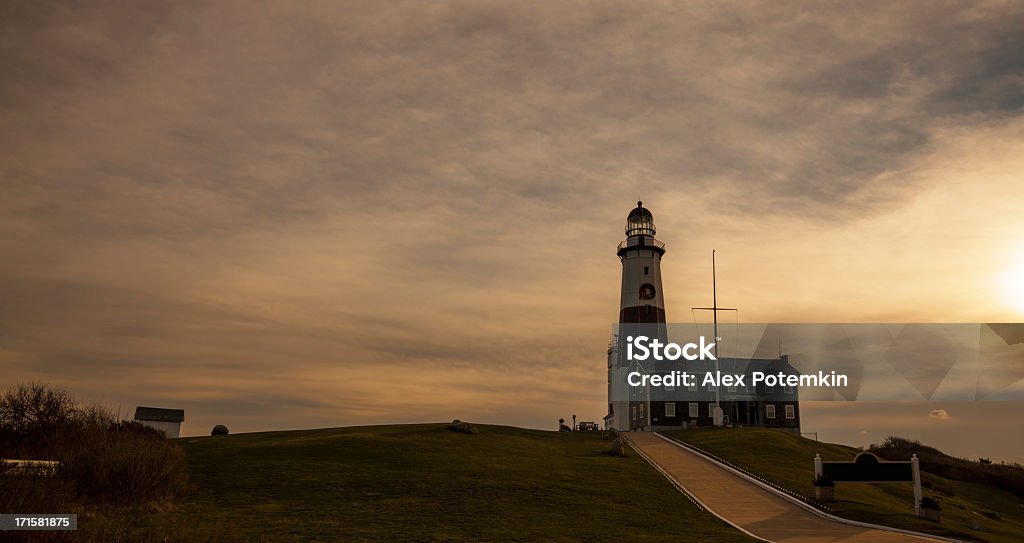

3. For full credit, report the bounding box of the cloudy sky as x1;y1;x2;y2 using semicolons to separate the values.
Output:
2;1;1023;460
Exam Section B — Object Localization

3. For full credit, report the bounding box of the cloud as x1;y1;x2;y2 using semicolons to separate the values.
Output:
0;1;1023;455
928;409;951;421
801;403;1023;463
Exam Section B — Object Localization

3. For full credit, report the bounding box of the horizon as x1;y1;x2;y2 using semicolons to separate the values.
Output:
2;2;1023;464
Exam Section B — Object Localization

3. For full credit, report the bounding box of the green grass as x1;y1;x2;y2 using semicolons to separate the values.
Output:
663;428;1024;543
158;424;758;542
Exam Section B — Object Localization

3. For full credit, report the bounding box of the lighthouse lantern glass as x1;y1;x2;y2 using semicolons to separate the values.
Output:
626;214;655;237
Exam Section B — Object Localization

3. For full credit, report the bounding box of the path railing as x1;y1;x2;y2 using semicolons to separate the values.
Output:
655;432;837;514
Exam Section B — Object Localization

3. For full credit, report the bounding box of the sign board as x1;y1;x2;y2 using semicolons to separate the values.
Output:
821;452;912;482
814;452;923;516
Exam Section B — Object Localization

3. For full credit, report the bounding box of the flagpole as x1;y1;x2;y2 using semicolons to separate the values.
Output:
713;250;719;409
692;250;737;425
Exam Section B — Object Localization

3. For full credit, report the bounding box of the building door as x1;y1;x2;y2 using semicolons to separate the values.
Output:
746;402;758;425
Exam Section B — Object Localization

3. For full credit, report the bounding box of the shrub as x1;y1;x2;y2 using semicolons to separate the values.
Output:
0;383;77;458
0;382;76;430
812;475;835;487
921;496;942;510
0;383;190;511
0;462;78;514
61;421;190;506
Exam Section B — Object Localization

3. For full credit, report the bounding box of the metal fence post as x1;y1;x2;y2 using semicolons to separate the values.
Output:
911;454;922;516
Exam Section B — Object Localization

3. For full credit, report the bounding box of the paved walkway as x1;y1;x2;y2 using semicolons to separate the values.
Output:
622;432;946;543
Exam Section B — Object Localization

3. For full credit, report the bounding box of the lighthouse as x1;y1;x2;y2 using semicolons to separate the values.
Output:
603;201;802;434
617;201;667;325
606;201;668;431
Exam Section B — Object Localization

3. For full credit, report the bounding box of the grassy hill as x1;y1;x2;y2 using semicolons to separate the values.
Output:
153;424;759;542
870;436;1024;496
663;428;1024;543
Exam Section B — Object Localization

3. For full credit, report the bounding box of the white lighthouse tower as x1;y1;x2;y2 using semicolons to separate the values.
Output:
617;201;667;325
605;201;667;431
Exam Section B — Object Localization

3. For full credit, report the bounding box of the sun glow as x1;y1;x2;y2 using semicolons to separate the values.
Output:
1003;245;1024;314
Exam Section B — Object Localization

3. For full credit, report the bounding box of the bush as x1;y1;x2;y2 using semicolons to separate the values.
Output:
0;462;78;514
0;383;190;511
61;421;190;506
211;424;229;436
0;382;76;429
812;475;835;487
921;496;942;510
0;383;77;458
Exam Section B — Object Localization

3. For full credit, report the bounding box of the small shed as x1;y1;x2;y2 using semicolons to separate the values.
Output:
133;406;185;438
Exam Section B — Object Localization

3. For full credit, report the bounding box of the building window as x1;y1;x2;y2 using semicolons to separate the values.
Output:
766;404;776;419
708;383;718;392
665;402;676;417
688;378;697;392
784;385;793;394
727;384;737;392
644;266;649;276
664;373;675;391
688;403;699;418
766;384;774;393
785;405;795;419
639;403;645;419
708;403;716;417
632;406;637;420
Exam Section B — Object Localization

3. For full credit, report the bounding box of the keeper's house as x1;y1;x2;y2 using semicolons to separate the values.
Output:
646;356;802;434
133;406;185;438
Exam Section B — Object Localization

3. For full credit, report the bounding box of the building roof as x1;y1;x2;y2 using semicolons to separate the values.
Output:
134;406;185;423
627;201;653;220
625;201;658;239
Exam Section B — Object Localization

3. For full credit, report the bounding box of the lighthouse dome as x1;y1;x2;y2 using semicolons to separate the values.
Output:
626;201;655;237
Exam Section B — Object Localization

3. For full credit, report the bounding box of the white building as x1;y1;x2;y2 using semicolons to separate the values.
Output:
604;337;630;431
133;406;185;438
